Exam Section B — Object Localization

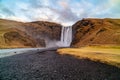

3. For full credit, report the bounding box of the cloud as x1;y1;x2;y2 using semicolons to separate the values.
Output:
0;0;120;26
58;0;69;9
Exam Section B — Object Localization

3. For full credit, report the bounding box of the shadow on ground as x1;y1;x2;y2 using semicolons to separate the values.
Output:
0;50;120;80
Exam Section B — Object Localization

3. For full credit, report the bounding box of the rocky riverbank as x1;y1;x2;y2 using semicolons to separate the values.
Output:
0;49;120;80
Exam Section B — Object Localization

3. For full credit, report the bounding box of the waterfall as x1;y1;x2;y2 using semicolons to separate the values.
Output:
60;26;72;47
47;26;72;47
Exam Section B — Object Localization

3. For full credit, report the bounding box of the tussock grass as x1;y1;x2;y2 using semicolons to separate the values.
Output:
57;46;120;68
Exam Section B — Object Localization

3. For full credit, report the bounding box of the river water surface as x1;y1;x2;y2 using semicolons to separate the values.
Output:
0;48;44;58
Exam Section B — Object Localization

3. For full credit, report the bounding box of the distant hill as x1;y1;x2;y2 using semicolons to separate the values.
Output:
0;19;61;48
71;18;120;47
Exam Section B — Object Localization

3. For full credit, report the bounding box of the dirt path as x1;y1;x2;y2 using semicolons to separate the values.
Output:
0;50;120;80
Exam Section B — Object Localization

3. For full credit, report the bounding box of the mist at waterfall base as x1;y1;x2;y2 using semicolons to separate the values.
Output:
0;26;72;58
46;26;72;47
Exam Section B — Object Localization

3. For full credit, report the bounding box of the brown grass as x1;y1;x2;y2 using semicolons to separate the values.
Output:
57;46;120;68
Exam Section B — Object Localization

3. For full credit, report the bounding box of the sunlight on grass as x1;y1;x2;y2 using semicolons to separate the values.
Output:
57;46;120;68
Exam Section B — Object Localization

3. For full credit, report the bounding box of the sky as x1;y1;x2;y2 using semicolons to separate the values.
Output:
0;0;120;26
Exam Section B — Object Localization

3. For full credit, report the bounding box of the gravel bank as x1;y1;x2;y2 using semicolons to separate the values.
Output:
0;50;120;80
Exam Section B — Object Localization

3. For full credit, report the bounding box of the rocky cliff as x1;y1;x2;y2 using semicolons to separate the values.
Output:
0;19;62;48
72;18;120;47
24;21;61;47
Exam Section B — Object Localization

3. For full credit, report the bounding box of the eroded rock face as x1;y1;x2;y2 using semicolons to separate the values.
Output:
23;21;62;47
0;19;62;48
24;21;61;42
71;18;120;47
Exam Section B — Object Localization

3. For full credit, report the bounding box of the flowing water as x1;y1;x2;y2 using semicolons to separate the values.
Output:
0;48;44;58
47;26;72;47
58;26;72;47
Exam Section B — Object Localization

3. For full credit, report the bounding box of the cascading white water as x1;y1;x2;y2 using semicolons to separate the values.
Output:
60;26;72;47
46;26;72;47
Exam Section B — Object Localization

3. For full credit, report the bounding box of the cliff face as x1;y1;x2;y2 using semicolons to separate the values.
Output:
0;19;62;48
25;21;61;42
72;18;120;47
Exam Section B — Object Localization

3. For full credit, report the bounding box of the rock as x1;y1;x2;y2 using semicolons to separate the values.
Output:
54;70;57;73
30;21;62;40
24;21;62;47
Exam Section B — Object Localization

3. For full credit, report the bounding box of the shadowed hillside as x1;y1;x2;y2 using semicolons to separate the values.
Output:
72;18;120;47
0;19;62;48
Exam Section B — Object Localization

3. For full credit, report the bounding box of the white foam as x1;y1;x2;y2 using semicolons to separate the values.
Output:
58;26;72;47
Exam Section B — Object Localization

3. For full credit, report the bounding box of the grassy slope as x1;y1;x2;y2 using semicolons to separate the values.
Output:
0;19;35;48
72;18;120;47
69;19;120;67
0;28;12;48
0;29;35;49
57;46;120;68
0;19;62;48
